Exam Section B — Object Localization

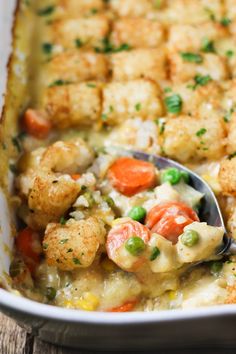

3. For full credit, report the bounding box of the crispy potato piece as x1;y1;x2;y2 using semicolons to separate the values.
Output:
152;0;223;25
219;158;236;196
45;51;109;85
110;49;166;82
169;81;223;117
225;113;236;154
52;15;110;49
109;0;155;17
168;22;227;52
44;217;106;271
42;83;102;129
111;18;165;48
169;51;229;83
163;115;226;162
225;0;236;21
102;80;163;124
58;0;105;17
28;171;81;229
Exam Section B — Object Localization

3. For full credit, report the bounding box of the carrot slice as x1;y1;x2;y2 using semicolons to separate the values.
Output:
71;174;81;181
146;201;199;244
23;109;51;139
106;219;151;271
16;227;41;273
108;299;138;312
108;157;156;196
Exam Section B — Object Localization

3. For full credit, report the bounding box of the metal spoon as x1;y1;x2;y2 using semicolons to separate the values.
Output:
128;150;236;256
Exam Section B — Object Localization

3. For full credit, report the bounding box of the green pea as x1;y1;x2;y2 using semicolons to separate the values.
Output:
161;168;181;185
45;287;57;301
181;230;199;247
125;236;146;256
180;170;190;184
210;261;223;275
128;206;147;223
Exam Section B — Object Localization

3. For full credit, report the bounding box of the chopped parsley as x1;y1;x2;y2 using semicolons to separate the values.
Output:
196;128;207;137
226;50;234;58
49;79;71;87
101;113;108;121
164;87;172;93
228;152;236;160
73;258;81;265
164;94;182;114
42;42;53;54
67;248;73;253
37;5;55;16
204;7;215;22
188;75;212;90
43;243;48;250
201;38;215;53
59;239;68;244
90;8;98;14
12;133;26;153
86;83;96;88
155;118;166;135
135;103;142;111
150;247;160;261
220;17;231;26
180;52;203;64
59;217;67;225
224;108;234;123
75;38;83;48
95;37;131;54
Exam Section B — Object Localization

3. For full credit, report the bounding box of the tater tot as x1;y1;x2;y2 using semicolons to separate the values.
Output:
42;83;102;129
110;49;167;82
102;80;163;124
163;115;226;162
169;51;229;83
43;217;106;271
109;0;155;17
168;22;227;52
52;15;110;49
45;51;109;86
219;158;236;196
58;0;105;17
111;19;165;48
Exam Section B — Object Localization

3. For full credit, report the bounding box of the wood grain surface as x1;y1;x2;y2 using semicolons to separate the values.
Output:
1;312;236;354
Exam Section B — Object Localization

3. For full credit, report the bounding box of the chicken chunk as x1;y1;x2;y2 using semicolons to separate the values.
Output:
58;0;105;17
42;83;102;129
219;157;236;196
169;51;229;83
163;115;226;162
45;51;109;86
111;18;165;48
43;217;106;271
102;80;163;124
52;15;110;49
110;49;167;82
168;22;227;52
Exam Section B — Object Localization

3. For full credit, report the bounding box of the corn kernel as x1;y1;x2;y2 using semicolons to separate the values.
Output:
168;290;177;300
76;292;100;311
101;257;116;272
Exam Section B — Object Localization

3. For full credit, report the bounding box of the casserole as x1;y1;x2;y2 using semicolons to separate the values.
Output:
1;0;236;349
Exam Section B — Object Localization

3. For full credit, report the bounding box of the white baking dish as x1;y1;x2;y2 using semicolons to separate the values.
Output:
1;1;236;350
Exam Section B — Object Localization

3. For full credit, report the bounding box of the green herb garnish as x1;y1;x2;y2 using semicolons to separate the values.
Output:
37;5;55;16
164;94;182;114
220;17;231;26
42;42;53;54
181;52;203;63
150;247;160;261
73;258;81;265
196;128;207;137
201;38;215;53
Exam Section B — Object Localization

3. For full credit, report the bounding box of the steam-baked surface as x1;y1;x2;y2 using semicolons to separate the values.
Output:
7;0;236;312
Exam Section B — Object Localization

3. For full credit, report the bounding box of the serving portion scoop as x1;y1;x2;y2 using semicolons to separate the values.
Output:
127;150;236;257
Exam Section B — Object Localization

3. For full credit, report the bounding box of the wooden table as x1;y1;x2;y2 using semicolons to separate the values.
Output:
2;312;236;354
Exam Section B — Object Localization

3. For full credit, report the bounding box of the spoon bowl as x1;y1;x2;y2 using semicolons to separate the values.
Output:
128;150;236;256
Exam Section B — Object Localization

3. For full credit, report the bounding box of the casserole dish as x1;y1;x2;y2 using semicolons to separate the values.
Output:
2;0;236;349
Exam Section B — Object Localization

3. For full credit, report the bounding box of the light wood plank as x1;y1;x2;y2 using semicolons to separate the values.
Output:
0;313;28;354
